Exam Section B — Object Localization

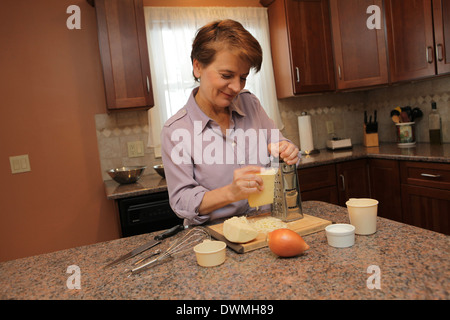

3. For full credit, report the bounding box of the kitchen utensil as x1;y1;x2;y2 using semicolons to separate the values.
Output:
411;107;423;121
153;164;165;178
206;213;331;253
272;160;303;222
131;249;161;266
194;240;227;267
391;115;400;124
400;111;410;123
390;109;400;117
107;166;146;184
325;224;355;248
364;111;378;133
346;198;378;235
103;224;185;269
130;227;211;274
396;122;416;147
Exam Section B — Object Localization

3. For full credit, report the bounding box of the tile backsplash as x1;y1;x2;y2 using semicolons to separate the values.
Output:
95;111;161;181
95;76;450;181
279;76;450;150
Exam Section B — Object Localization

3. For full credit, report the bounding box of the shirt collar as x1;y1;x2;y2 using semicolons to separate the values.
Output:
186;87;247;135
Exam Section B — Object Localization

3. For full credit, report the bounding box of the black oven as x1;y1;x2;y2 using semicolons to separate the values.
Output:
117;192;182;237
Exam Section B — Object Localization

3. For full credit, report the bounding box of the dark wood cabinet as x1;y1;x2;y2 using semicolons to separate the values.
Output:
264;0;335;97
298;158;449;234
433;0;450;74
385;0;450;82
94;0;154;112
298;164;339;205
368;159;403;222
329;0;389;90
336;159;370;205
400;161;450;235
297;160;371;206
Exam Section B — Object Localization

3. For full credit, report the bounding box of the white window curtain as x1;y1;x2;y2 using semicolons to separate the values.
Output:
144;7;283;157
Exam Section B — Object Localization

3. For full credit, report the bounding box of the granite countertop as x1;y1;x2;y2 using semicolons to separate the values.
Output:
1;201;448;300
104;143;450;200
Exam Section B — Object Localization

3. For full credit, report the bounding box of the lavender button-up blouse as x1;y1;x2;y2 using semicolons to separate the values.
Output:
161;88;291;226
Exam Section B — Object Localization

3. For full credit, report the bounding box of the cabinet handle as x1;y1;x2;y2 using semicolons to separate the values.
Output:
146;76;150;93
420;173;441;179
426;46;434;64
436;44;444;62
340;174;345;191
338;65;342;80
295;67;300;83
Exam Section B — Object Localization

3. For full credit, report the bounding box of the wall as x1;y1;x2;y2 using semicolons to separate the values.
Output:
0;0;120;262
279;76;450;150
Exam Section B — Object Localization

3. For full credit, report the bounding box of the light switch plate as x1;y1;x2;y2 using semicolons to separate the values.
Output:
127;141;145;158
10;154;31;174
326;121;334;134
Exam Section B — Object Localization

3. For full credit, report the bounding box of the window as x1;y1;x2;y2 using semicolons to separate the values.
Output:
144;7;282;156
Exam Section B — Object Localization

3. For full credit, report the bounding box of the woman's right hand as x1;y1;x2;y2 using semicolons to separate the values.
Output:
228;166;264;202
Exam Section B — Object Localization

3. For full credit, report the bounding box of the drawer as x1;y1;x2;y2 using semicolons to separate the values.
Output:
400;161;450;190
297;164;336;192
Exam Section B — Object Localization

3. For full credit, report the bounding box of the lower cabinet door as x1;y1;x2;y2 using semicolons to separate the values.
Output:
401;184;450;235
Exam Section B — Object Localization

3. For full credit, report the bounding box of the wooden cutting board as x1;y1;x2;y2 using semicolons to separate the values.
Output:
205;213;332;253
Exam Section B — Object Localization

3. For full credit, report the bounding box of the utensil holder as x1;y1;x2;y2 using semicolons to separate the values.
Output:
363;126;379;147
395;122;416;147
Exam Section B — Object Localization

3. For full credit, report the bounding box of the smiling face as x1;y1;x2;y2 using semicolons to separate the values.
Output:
193;49;251;112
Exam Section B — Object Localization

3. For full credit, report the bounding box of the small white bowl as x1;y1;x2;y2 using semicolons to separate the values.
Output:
193;240;226;267
325;224;355;248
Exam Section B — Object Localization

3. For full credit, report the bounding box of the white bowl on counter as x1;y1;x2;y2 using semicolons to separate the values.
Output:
325;224;355;248
193;240;226;267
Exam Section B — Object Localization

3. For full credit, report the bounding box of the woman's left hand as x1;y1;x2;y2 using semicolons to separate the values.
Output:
268;141;299;165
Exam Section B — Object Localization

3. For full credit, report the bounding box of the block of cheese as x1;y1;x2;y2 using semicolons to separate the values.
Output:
248;168;277;208
223;216;258;244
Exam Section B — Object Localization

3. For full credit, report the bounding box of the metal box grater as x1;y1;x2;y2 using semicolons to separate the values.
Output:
272;161;303;222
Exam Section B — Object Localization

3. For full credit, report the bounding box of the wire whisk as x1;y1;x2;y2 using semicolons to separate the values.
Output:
130;227;210;274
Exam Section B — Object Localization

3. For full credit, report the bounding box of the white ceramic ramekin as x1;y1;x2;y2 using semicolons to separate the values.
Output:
193;240;226;267
325;224;355;248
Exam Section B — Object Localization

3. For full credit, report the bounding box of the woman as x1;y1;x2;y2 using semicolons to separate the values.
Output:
161;19;299;226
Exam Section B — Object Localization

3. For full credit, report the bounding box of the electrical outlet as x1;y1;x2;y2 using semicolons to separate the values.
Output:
10;154;31;174
127;141;145;158
326;121;334;134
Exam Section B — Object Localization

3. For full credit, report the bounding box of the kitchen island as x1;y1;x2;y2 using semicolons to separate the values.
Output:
1;201;448;300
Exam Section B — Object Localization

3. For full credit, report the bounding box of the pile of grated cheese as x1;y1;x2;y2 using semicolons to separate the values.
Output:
249;217;288;233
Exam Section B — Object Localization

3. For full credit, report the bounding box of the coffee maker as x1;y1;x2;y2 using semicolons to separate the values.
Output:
272;160;303;222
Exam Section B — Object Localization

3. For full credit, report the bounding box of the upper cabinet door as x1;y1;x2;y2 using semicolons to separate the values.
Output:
265;0;335;98
95;0;154;112
385;0;437;82
433;0;450;75
329;0;389;90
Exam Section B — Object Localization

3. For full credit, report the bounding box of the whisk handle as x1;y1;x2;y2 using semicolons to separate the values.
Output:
154;224;185;241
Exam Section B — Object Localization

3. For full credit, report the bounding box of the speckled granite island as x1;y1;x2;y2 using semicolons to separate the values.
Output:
1;201;448;300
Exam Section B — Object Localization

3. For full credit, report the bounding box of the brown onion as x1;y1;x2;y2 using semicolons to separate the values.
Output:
267;228;310;257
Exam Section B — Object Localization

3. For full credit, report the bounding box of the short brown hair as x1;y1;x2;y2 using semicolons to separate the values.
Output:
190;19;263;81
